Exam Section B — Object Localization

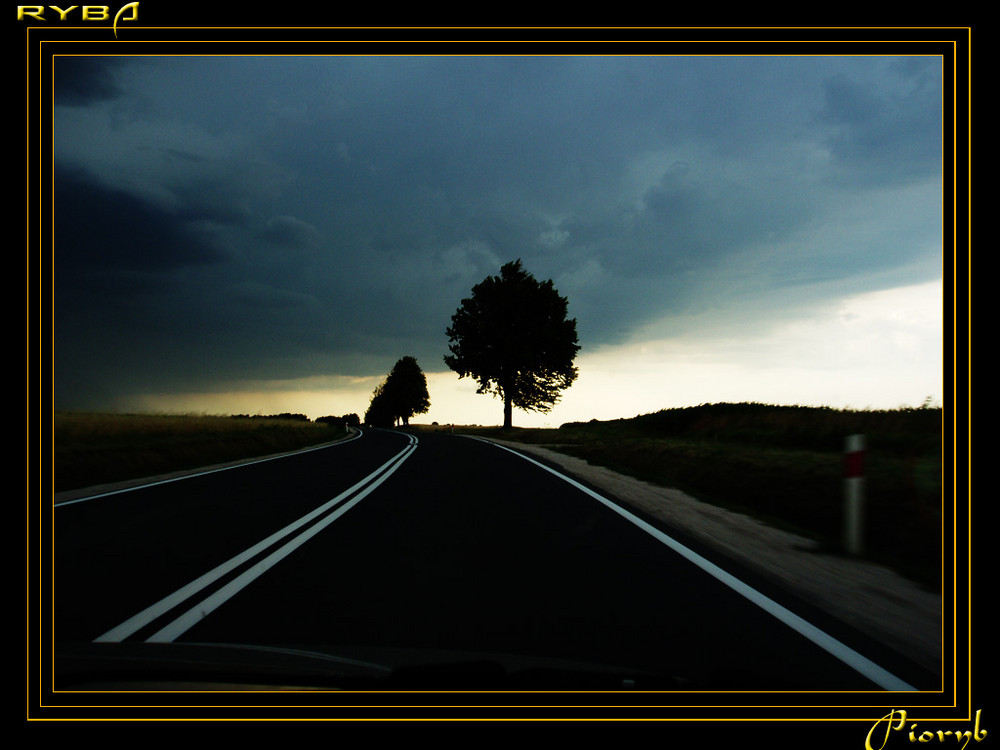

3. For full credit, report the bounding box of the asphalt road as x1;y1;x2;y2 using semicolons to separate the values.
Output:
53;427;934;693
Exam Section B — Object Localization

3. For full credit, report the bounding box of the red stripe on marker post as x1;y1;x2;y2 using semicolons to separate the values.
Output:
843;434;866;555
844;437;866;478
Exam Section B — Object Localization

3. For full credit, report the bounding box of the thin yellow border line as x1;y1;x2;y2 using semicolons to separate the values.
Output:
35;40;964;712
28;25;972;722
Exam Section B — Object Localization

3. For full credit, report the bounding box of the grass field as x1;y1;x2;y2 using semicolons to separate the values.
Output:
52;402;945;588
53;412;349;493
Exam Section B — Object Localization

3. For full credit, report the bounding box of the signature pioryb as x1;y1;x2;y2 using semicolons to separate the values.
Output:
866;710;987;750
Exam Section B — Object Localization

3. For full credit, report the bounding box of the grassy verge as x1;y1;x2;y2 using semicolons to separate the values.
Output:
54;412;349;493
437;402;944;590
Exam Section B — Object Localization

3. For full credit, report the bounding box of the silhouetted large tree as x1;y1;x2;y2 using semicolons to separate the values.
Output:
444;259;579;429
365;356;430;427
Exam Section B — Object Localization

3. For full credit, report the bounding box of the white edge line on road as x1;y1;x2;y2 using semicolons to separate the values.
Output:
93;434;416;644
468;436;918;693
56;428;365;507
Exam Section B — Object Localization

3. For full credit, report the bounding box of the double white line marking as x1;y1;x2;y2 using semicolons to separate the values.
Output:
94;433;418;644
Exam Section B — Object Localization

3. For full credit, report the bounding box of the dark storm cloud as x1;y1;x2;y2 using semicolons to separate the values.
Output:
816;64;942;184
257;216;321;249
54;57;123;106
51;54;944;409
55;165;229;273
54;163;345;405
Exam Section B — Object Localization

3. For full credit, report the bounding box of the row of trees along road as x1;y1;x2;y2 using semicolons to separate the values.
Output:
365;259;580;430
365;355;431;428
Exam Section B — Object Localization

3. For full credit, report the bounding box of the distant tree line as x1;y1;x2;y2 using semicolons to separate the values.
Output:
230;412;361;428
317;413;361;428
230;412;311;422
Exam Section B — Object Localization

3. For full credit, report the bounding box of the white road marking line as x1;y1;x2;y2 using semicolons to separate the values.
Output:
94;433;416;644
468;436;918;692
56;429;364;506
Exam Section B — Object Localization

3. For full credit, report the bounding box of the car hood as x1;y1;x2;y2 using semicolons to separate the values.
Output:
54;641;689;691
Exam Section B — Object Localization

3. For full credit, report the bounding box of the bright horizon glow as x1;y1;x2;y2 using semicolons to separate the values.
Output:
111;279;944;428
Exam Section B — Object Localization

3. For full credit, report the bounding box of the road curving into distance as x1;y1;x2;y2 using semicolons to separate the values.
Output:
53;427;936;696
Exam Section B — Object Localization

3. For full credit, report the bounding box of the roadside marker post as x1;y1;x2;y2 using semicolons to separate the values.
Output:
843;434;866;555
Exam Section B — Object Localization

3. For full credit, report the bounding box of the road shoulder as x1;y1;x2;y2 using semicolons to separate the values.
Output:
478;437;942;678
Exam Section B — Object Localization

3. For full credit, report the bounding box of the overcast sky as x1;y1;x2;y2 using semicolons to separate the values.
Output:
53;53;944;426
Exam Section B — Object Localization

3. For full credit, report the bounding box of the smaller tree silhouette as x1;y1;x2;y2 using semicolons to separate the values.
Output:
364;382;394;428
365;356;431;427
